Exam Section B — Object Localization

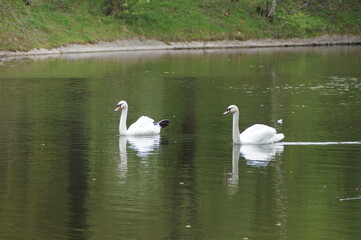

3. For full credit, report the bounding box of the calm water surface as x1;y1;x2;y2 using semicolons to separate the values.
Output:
0;46;361;240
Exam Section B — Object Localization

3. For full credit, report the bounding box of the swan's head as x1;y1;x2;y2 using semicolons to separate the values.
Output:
223;105;239;115
114;100;128;112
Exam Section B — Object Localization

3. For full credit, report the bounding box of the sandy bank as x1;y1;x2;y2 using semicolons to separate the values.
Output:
1;35;361;58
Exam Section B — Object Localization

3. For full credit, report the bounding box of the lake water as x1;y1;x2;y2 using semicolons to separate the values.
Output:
1;46;361;240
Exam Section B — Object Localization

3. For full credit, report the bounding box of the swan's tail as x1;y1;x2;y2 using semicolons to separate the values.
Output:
272;133;285;143
155;119;170;128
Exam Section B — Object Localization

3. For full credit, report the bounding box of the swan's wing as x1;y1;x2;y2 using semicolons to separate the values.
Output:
240;124;282;144
129;116;155;129
128;116;160;135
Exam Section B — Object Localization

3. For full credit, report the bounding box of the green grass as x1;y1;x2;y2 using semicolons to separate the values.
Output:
0;0;360;51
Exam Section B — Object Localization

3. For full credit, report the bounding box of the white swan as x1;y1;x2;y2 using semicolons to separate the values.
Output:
115;100;170;135
223;105;284;144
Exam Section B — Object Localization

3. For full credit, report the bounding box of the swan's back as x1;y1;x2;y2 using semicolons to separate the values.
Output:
128;116;160;135
240;124;284;144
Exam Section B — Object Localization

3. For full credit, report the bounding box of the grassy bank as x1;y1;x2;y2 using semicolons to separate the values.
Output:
1;0;360;51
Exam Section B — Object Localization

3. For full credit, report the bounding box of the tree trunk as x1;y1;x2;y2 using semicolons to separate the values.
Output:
267;0;277;18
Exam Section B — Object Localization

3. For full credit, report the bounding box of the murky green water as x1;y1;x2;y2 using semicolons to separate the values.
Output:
1;46;361;240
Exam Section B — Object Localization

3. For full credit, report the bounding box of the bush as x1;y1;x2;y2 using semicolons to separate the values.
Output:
278;12;325;34
103;0;148;19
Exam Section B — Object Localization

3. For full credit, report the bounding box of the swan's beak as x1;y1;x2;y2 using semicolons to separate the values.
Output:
223;110;230;115
114;106;121;112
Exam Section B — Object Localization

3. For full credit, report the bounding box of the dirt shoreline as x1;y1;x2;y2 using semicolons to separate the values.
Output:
1;35;361;58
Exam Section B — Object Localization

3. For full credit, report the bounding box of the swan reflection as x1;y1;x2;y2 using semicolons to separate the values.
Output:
227;145;241;195
118;135;161;175
118;137;128;177
227;144;284;195
240;144;284;167
126;135;161;157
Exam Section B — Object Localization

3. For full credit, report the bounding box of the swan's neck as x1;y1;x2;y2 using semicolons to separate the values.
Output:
119;108;128;135
232;111;241;144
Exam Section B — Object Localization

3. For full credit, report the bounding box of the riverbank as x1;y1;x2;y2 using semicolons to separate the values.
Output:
1;35;361;59
1;1;360;56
